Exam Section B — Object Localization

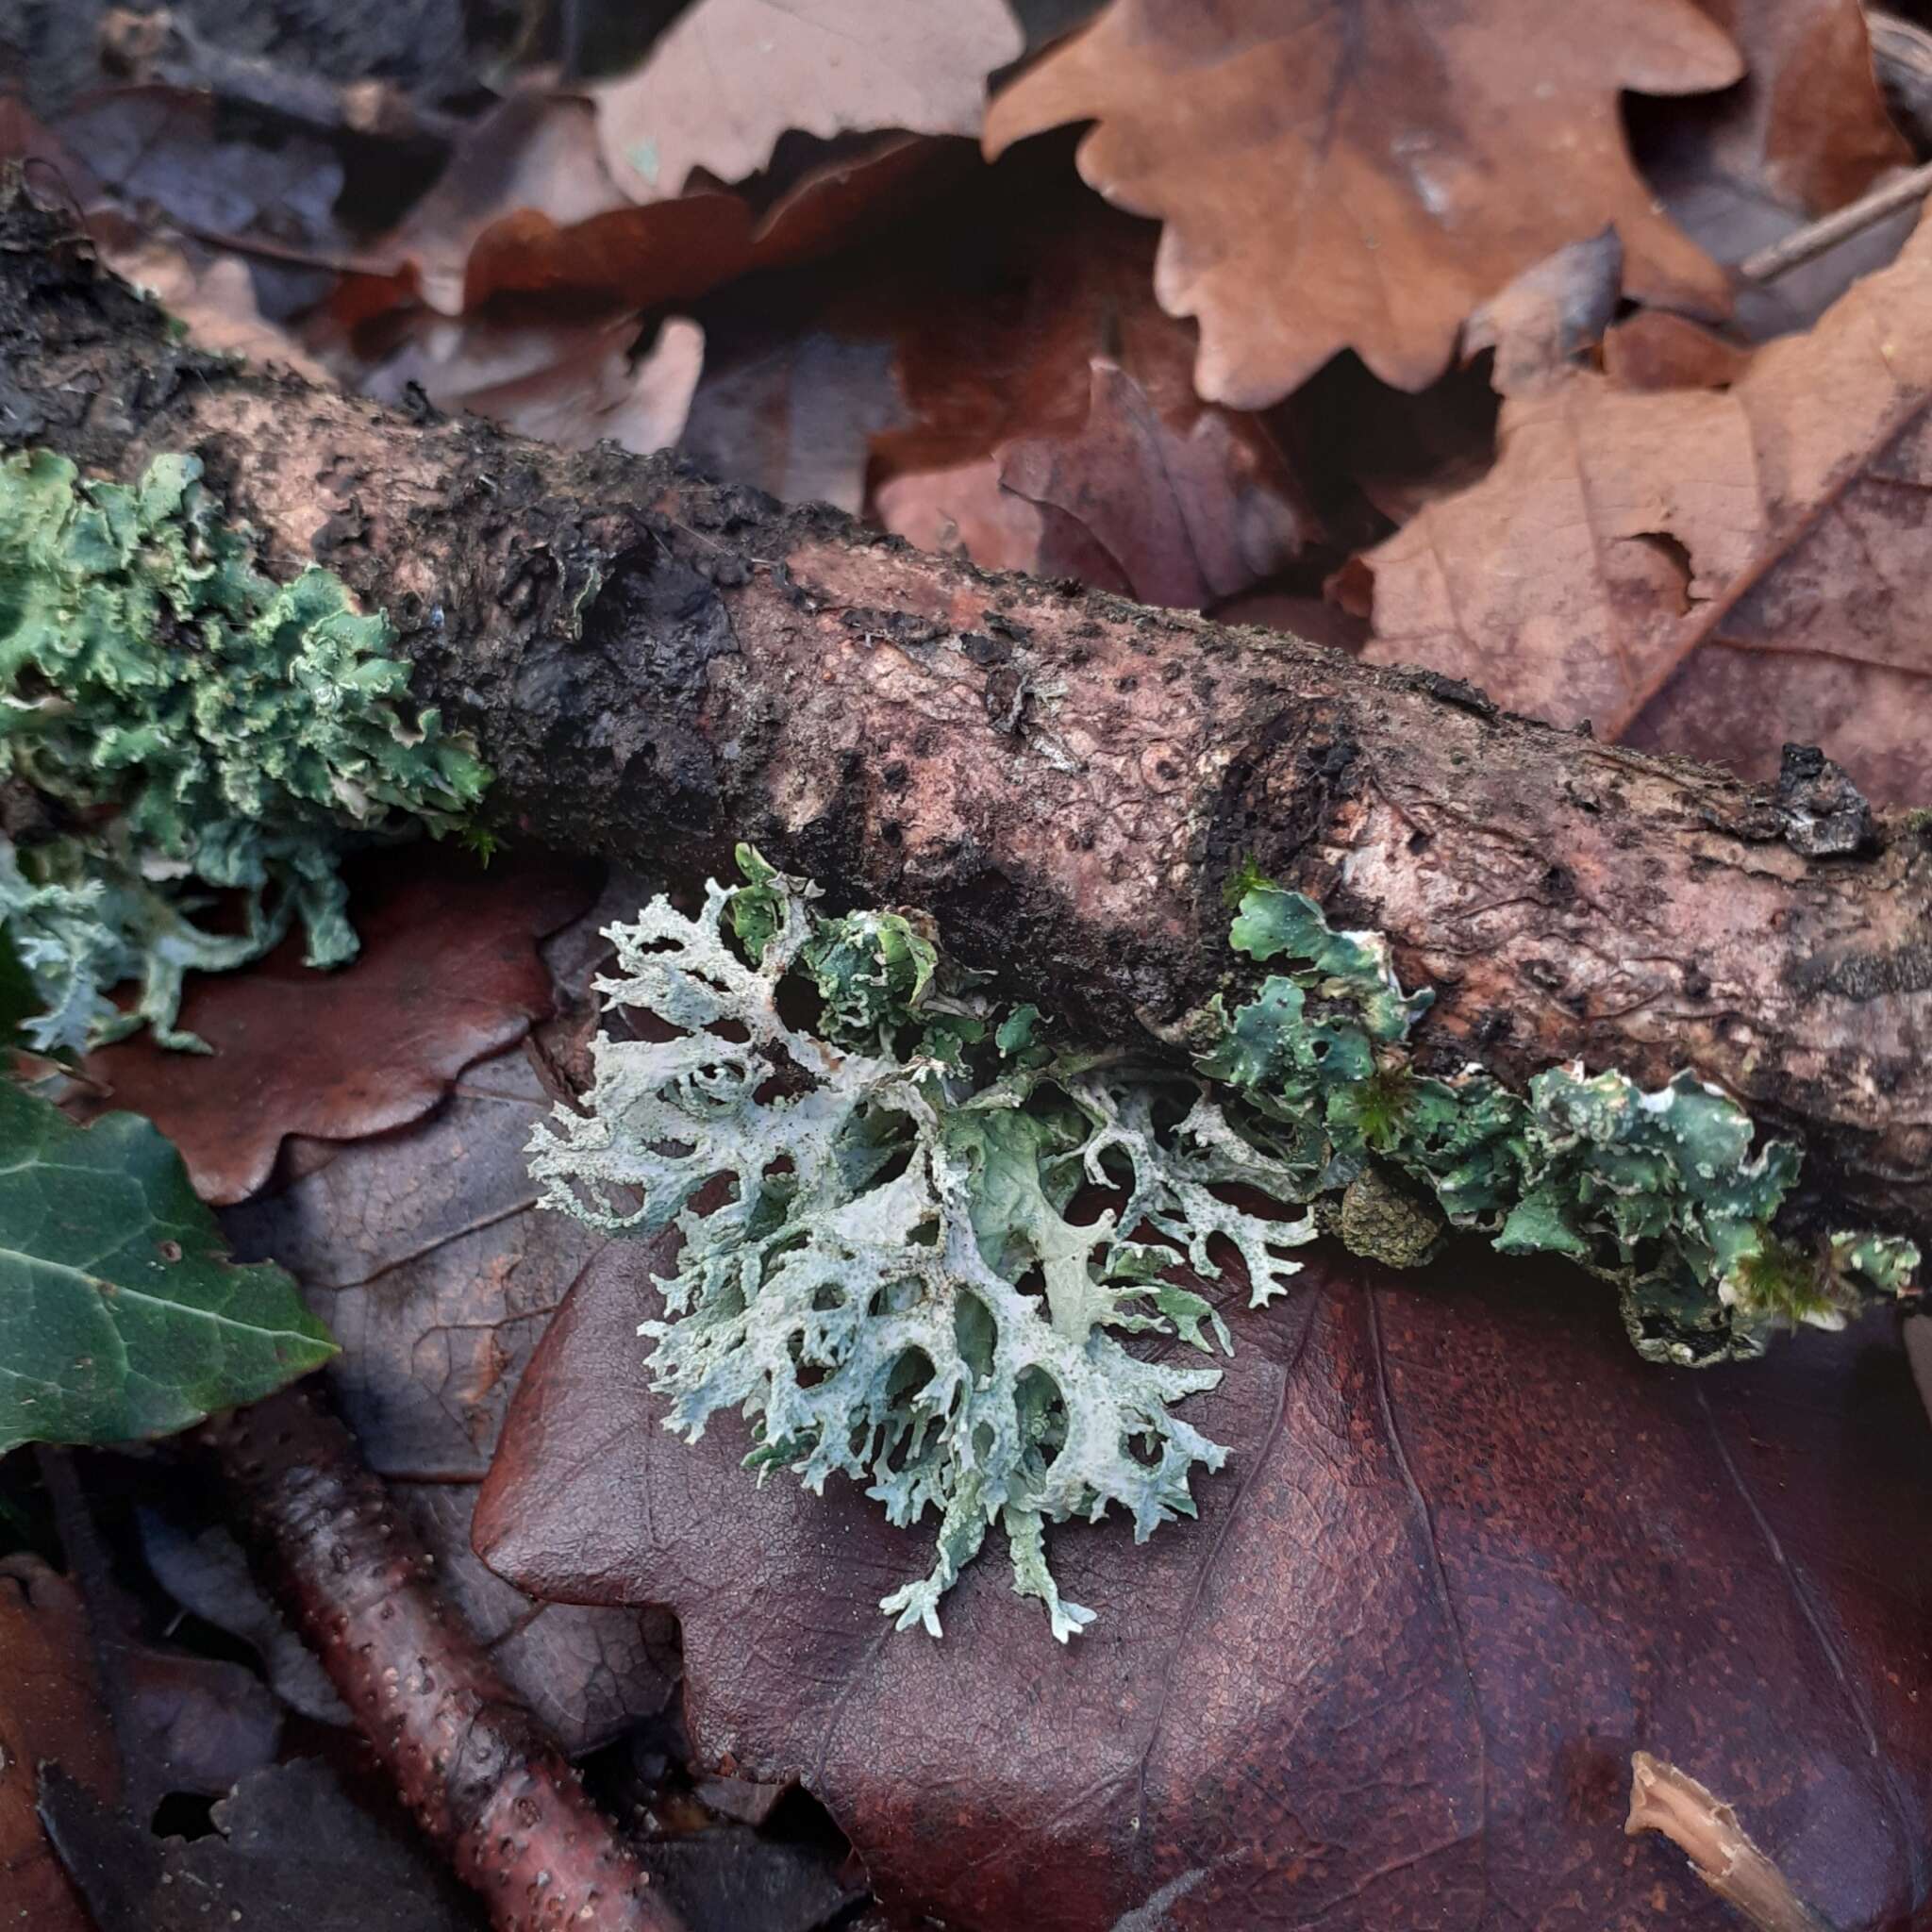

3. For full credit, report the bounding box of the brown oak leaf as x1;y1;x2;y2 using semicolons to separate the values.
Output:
472;1238;1932;1932
79;849;598;1206
592;0;1023;202
1355;206;1932;799
983;0;1741;406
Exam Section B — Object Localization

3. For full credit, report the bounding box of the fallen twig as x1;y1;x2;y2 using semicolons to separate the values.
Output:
5;188;1931;1245
1738;156;1932;282
200;1386;686;1932
1626;1752;1833;1932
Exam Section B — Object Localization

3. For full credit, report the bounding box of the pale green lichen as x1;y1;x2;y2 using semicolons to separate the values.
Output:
527;849;1316;1641
0;448;489;1050
531;864;1920;1641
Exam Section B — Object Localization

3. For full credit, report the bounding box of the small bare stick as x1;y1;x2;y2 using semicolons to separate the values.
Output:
1625;1752;1834;1932
202;1387;686;1932
1738;158;1932;284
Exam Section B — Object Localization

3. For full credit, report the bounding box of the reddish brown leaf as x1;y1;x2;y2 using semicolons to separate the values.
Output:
1690;0;1907;212
1603;308;1754;390
1628;0;1914;342
1355;207;1932;796
868;176;1313;604
591;0;1023;202
341;103;962;347
80;849;597;1206
223;1046;609;1480
995;358;1313;608
215;885;678;1754
473;1239;1932;1932
461;193;756;315
984;0;1740;406
0;1558;117;1932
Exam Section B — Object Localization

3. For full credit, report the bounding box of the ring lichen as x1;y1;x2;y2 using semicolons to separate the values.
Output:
0;448;489;1051
531;851;1919;1641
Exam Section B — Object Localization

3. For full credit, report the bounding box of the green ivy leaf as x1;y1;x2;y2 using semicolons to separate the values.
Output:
0;1084;336;1455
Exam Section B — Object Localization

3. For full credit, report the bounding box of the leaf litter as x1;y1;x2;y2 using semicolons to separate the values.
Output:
8;0;1932;1926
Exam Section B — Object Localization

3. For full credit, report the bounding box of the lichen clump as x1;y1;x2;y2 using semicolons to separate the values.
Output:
0;449;488;1051
531;852;1919;1641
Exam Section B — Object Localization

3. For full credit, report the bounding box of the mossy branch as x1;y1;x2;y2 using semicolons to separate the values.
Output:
4;186;1930;1252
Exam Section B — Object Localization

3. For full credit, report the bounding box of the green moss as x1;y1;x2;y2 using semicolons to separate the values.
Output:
0;448;490;1050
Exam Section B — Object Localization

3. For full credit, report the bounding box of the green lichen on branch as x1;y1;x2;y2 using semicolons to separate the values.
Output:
531;853;1920;1641
1208;879;1919;1366
0;448;489;1051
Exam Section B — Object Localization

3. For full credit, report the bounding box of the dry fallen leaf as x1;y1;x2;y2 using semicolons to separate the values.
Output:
473;1239;1932;1932
214;878;679;1755
1683;0;1907;212
996;357;1312;608
1356;204;1932;799
593;0;1024;202
984;0;1740;407
39;1760;477;1932
1602;308;1754;390
1635;0;1914;340
868;173;1313;605
91;224;330;378
80;849;597;1206
359;313;705;455
0;1558;117;1932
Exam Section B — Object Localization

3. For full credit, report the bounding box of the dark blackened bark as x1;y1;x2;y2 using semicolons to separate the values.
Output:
4;190;1931;1241
200;1389;684;1932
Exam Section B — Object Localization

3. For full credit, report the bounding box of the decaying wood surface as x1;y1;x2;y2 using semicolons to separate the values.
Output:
4;192;1929;1243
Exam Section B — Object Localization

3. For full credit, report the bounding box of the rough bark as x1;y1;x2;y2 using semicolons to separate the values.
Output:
200;1387;685;1932
4;192;1930;1241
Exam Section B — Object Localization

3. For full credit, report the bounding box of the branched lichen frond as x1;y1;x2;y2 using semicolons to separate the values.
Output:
0;447;489;1050
532;856;1921;1641
528;850;1317;1640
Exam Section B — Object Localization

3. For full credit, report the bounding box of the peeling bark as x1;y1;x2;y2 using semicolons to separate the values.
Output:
4;191;1930;1241
200;1389;684;1932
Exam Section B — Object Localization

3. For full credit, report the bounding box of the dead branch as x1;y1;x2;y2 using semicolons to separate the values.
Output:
200;1387;686;1932
5;189;1931;1243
